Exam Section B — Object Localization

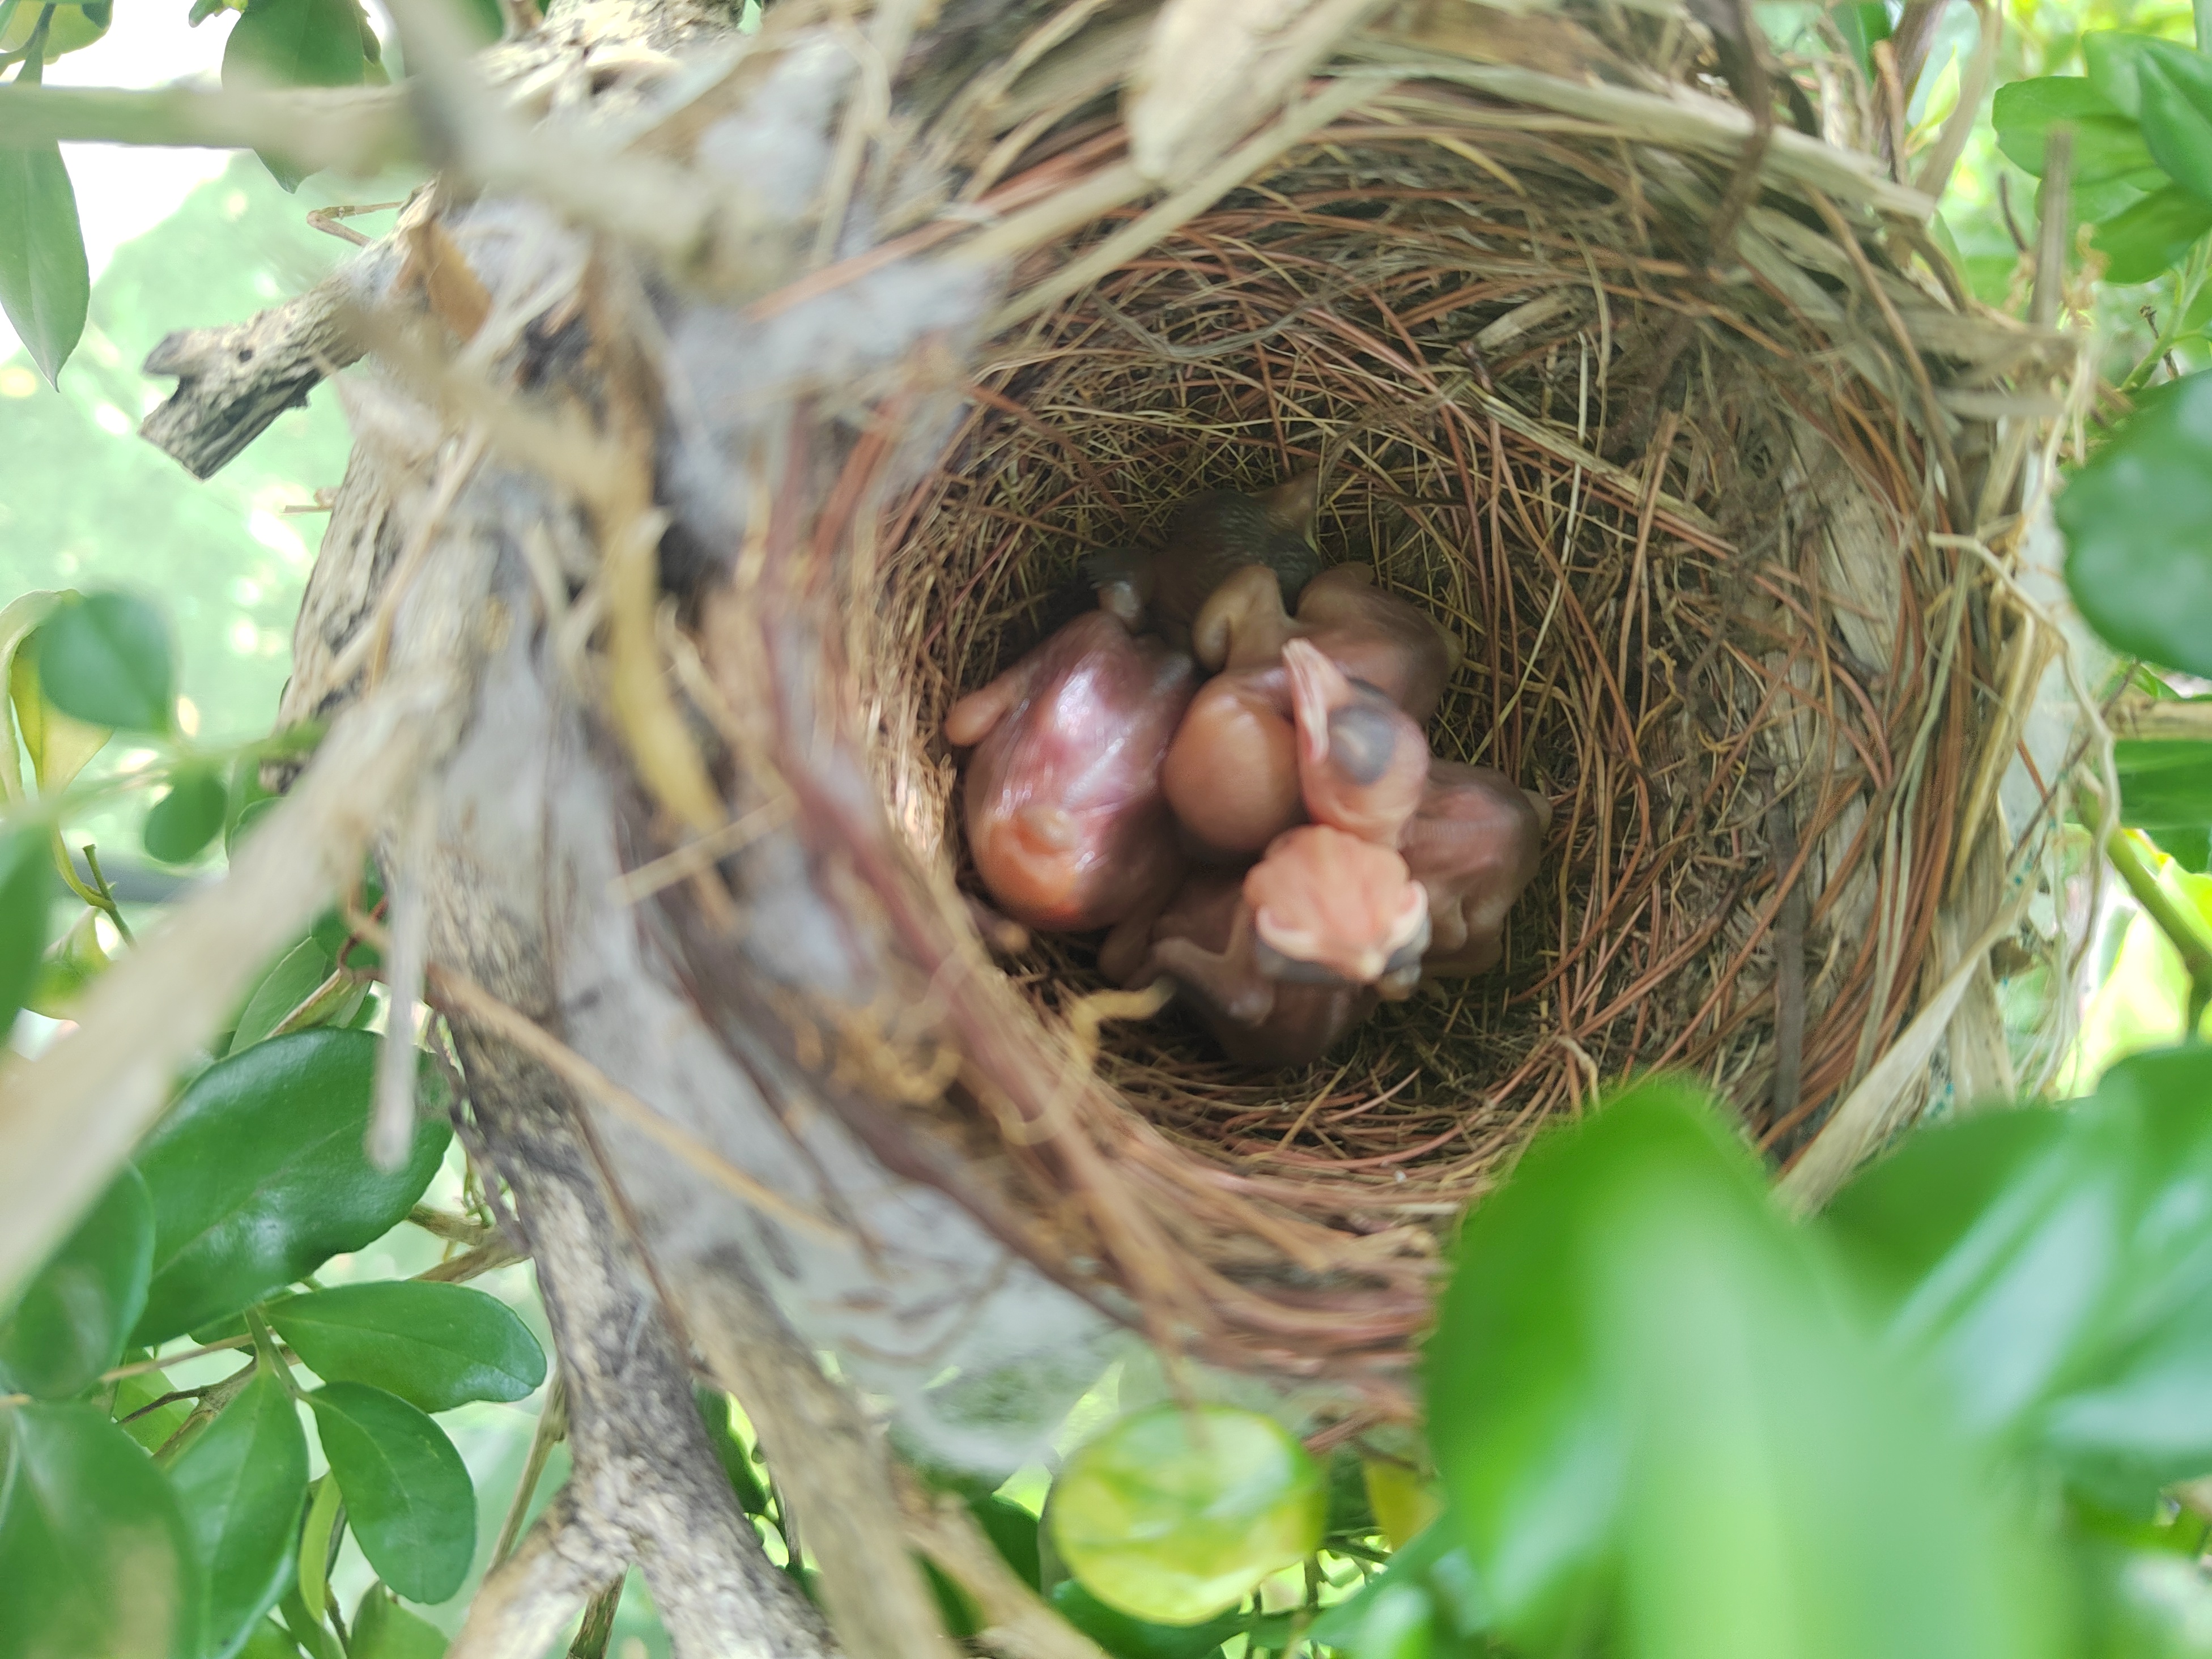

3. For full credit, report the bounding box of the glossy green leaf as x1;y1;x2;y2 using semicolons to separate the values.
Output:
170;1364;309;1659
2135;42;2212;201
2060;372;2212;675
1047;1582;1244;1659
0;135;87;388
1049;1405;1324;1626
228;938;340;1055
0;1167;152;1398
0;1402;203;1659
143;767;229;866
1992;76;2158;182
1427;1077;2062;1659
309;1382;474;1605
1829;1047;2212;1503
32;591;175;733
270;1282;544;1413
131;1030;452;1343
2092;184;2212;282
348;1589;447;1659
113;1363;197;1454
0;823;54;1048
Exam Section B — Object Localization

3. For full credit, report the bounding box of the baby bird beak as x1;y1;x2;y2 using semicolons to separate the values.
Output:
1282;638;1428;845
1245;826;1430;986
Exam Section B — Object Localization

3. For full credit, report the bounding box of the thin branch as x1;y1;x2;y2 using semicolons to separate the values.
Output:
0;80;410;172
450;1491;622;1659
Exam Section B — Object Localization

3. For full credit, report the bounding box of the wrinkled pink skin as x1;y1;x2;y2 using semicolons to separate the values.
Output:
1399;761;1551;976
1108;829;1426;1069
1159;642;1431;860
1158;663;1301;860
1195;564;1463;723
947;610;1197;934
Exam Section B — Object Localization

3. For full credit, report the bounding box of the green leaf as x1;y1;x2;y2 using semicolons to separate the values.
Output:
1049;1405;1324;1626
131;1030;452;1344
169;1364;310;1659
33;591;175;733
2060;371;2212;674
0;1166;152;1398
1829;3;1891;87
223;0;368;87
1047;1582;1244;1659
0;1402;203;1659
1828;1047;2212;1504
307;1382;474;1606
0;137;87;387
113;1363;197;1454
2073;1538;2212;1657
2135;42;2212;201
0;4;113;59
2093;184;2212;282
144;767;230;866
1307;1521;1489;1654
348;1588;447;1659
269;1282;545;1413
0;823;55;1044
2117;734;2212;837
1426;1077;2063;1658
237;1620;305;1659
6;592;110;794
2086;32;2174;121
969;1495;1042;1591
228;938;340;1055
696;1388;773;1517
222;0;369;189
1992;76;2159;182
296;1473;342;1624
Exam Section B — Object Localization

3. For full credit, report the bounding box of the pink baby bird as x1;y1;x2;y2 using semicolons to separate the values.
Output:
1398;761;1550;977
945;609;1197;934
1192;563;1463;724
1125;824;1430;1067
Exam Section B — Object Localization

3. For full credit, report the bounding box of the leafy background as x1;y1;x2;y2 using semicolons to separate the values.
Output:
10;1;2212;1657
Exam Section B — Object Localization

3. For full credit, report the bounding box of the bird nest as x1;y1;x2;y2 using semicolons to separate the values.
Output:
711;10;2072;1403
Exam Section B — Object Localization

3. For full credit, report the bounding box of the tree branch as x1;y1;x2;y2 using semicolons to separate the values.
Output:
450;1491;624;1659
0;80;410;171
140;275;367;479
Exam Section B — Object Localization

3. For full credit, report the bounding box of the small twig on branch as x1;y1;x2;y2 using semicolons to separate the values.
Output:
139;275;368;479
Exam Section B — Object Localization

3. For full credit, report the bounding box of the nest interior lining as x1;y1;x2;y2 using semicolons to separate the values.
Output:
848;100;2003;1378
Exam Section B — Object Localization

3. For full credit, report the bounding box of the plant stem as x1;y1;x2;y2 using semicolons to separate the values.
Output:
79;843;133;945
2106;824;2212;1033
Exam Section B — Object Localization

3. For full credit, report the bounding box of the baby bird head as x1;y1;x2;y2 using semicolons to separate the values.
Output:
1282;637;1429;846
1243;824;1430;986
